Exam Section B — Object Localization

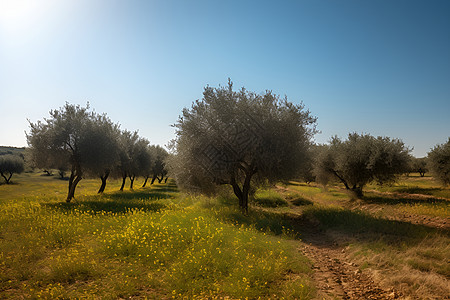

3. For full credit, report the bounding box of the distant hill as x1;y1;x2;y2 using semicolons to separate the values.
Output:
0;146;25;157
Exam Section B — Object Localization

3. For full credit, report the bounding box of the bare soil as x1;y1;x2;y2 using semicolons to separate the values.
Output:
297;217;401;300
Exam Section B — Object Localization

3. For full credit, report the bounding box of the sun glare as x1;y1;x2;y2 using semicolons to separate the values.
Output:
0;0;51;34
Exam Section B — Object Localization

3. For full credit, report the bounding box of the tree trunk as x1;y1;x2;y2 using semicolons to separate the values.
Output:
350;185;363;199
231;177;244;208
67;175;82;202
120;176;126;191
164;177;168;183
0;171;12;184
66;162;82;202
142;176;149;187
98;170;110;193
419;168;425;177
129;175;135;190
151;175;157;185
157;176;163;183
230;165;256;215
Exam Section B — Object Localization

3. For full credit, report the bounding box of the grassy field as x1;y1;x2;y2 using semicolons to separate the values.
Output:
281;174;449;299
0;173;313;299
0;172;449;299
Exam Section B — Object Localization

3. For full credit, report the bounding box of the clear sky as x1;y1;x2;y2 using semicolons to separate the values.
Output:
1;0;449;157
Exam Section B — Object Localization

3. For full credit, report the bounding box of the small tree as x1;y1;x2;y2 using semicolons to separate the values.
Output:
145;145;168;186
81;114;122;193
27;103;120;201
427;138;450;186
171;80;317;213
0;155;24;184
411;157;428;177
313;133;411;198
116;130;152;190
128;137;153;190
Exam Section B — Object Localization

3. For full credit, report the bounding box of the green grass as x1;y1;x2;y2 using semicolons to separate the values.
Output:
295;177;450;299
1;171;449;299
0;173;314;299
253;189;289;207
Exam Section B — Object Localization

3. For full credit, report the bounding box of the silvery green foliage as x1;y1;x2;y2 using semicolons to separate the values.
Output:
313;133;412;197
427;138;450;185
0;155;24;184
149;145;169;180
410;156;428;177
27;103;121;200
171;80;317;211
116;130;154;189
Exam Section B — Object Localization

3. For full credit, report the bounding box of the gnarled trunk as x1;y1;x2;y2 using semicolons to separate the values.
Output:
129;175;135;190
418;168;426;177
151;175;157;185
98;170;110;193
350;185;363;199
0;171;13;184
142;176;149;187
120;175;126;191
230;164;257;215
67;162;82;202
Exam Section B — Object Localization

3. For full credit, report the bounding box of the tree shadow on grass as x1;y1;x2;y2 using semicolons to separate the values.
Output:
107;189;175;201
43;185;179;214
290;197;314;206
221;208;301;237
217;204;448;248
393;186;445;196
301;206;449;246
362;193;449;205
44;199;167;214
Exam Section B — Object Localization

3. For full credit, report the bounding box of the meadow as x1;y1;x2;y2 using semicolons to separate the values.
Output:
0;172;449;299
0;173;313;299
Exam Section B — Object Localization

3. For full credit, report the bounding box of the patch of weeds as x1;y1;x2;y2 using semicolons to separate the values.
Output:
253;190;288;208
291;197;314;206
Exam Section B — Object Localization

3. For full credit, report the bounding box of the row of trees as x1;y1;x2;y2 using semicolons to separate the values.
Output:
308;137;450;193
19;81;449;211
169;81;450;212
26;103;168;201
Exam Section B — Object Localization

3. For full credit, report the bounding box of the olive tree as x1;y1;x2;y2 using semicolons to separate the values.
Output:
427;138;450;186
313;133;411;198
27;103;120;201
117;130;138;191
171;81;317;213
143;145;169;187
0;155;24;184
128;137;153;189
411;157;428;177
81;114;122;193
116;130;153;190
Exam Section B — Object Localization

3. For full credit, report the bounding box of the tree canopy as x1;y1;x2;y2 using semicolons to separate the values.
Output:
0;155;24;184
27;103;123;201
313;133;411;198
170;80;317;213
410;157;428;177
427;138;450;186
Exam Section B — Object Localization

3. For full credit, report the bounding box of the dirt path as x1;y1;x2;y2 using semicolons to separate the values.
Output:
277;184;448;299
298;226;400;300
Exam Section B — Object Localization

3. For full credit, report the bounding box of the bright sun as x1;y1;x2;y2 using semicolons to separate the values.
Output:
0;0;49;33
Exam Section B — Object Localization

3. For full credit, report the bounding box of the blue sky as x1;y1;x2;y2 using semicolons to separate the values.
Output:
0;0;449;157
